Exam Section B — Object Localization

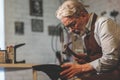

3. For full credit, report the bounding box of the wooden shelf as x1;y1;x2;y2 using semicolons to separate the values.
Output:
0;63;38;80
0;63;36;68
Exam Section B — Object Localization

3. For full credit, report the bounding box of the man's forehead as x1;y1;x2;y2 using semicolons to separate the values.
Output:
61;17;70;22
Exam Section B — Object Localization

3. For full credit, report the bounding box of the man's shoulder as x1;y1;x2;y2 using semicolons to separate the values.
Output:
96;16;110;24
94;16;111;34
95;16;112;29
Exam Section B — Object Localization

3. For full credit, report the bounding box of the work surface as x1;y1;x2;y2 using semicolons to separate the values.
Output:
0;63;39;80
0;63;37;68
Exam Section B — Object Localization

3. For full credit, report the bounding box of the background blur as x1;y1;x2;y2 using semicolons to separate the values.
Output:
2;0;120;80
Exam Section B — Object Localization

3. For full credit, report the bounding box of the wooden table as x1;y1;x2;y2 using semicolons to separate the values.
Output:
0;64;38;80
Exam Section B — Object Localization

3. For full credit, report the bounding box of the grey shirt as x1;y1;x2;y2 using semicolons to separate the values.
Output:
83;13;120;74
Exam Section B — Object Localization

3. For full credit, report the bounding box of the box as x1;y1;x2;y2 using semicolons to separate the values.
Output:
0;50;6;63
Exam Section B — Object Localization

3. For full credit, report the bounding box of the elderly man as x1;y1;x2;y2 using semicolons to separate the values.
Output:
56;0;120;80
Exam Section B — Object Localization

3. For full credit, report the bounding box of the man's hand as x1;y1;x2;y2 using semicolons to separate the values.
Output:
60;63;94;79
60;63;82;79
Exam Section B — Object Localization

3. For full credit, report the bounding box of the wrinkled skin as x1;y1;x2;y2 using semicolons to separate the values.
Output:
60;53;91;79
61;16;87;35
60;63;82;79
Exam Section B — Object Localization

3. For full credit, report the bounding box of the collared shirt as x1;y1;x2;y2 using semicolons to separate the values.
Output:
82;13;120;74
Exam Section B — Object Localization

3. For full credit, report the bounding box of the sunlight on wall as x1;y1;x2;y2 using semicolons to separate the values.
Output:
0;0;5;80
0;68;5;80
0;0;5;49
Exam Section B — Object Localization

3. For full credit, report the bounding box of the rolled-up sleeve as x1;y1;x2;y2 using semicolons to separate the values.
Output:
90;18;120;74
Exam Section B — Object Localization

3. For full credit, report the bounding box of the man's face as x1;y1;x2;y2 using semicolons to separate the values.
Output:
61;17;85;35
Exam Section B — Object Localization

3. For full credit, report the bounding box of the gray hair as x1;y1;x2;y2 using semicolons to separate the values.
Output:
56;0;88;19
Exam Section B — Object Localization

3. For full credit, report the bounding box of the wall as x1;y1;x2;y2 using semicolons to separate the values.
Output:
5;0;61;80
83;0;120;24
0;0;5;80
5;0;61;64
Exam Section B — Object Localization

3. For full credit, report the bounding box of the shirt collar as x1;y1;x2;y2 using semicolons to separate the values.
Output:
84;13;96;35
